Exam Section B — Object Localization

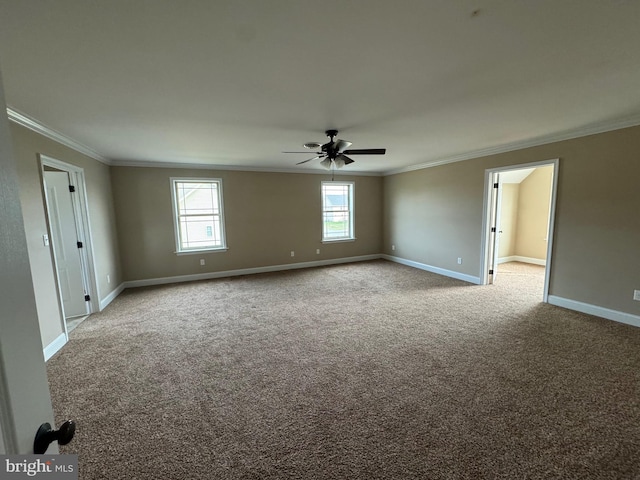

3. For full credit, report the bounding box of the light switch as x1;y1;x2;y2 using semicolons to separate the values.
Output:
43;234;50;246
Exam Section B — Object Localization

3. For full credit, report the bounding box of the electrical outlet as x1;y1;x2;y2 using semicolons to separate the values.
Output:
316;249;320;255
291;251;295;257
457;257;462;265
107;274;111;284
391;245;395;251
200;259;205;266
634;290;640;301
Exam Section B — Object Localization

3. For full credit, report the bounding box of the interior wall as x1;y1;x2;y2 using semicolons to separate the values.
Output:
498;166;553;262
383;124;640;316
111;167;383;282
514;166;553;260
9;123;122;348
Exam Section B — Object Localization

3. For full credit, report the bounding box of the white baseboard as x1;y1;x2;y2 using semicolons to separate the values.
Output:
498;255;546;266
382;254;481;284
99;283;125;311
548;295;640;328
43;333;67;362
123;254;382;289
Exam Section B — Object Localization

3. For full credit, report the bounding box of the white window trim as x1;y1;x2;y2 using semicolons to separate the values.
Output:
170;177;228;254
321;238;356;244
321;181;355;242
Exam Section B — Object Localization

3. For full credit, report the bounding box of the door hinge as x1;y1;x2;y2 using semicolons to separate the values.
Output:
493;182;499;189
489;269;494;275
69;185;76;192
491;227;496;233
84;294;90;302
77;241;83;248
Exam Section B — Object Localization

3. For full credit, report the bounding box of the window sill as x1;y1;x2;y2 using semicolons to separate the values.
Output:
322;238;356;244
175;247;228;256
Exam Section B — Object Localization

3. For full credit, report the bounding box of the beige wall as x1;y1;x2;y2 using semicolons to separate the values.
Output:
384;159;484;275
514;166;552;260
9;124;122;348
111;167;382;281
383;125;640;316
498;166;553;261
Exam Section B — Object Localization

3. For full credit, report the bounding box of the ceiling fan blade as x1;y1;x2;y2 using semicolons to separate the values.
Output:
334;139;353;153
337;154;354;165
283;151;321;154
342;148;386;155
296;155;322;165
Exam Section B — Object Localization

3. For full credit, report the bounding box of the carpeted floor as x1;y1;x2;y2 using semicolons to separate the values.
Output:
47;260;640;479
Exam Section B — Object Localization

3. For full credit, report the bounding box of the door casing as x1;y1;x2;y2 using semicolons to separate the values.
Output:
480;158;559;302
40;155;99;335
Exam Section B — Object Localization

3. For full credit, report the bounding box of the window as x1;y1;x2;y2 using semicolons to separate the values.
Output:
171;178;226;253
322;181;354;241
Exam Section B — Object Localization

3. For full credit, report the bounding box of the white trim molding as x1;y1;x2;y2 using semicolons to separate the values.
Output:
384;114;640;176
43;333;67;362
123;254;382;289
99;283;125;311
40;155;100;315
498;256;546;266
7;107;110;164
548;295;640;328
382;254;481;285
8;107;640;177
111;159;383;176
480;158;559;304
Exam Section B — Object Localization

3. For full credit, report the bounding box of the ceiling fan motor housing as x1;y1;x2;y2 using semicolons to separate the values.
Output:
325;129;339;138
288;129;386;167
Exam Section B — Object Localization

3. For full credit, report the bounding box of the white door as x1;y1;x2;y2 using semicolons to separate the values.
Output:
44;171;87;318
0;67;57;453
487;173;502;284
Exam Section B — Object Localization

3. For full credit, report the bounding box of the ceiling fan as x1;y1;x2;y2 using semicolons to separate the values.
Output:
284;129;386;169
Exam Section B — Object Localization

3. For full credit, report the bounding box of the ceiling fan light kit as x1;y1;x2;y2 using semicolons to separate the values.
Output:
286;129;386;169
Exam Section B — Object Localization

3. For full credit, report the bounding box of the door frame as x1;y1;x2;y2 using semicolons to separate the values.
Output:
479;158;559;302
40;155;99;326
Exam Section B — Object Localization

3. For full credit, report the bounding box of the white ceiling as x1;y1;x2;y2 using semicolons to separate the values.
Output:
500;168;534;184
1;1;639;174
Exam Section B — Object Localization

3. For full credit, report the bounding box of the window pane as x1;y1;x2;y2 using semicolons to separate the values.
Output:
179;215;221;249
177;183;219;215
323;212;350;238
322;182;353;241
173;179;225;252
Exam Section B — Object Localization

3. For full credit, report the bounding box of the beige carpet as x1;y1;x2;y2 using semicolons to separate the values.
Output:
47;260;640;479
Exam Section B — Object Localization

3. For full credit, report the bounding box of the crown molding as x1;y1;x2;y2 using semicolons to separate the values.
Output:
383;113;640;176
109;159;383;176
6;107;112;165
8;106;639;177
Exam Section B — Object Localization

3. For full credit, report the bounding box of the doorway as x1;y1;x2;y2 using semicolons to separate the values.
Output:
481;159;559;302
40;155;97;336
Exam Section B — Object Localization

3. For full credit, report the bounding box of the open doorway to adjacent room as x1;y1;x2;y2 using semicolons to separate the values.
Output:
481;159;559;302
40;155;98;337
